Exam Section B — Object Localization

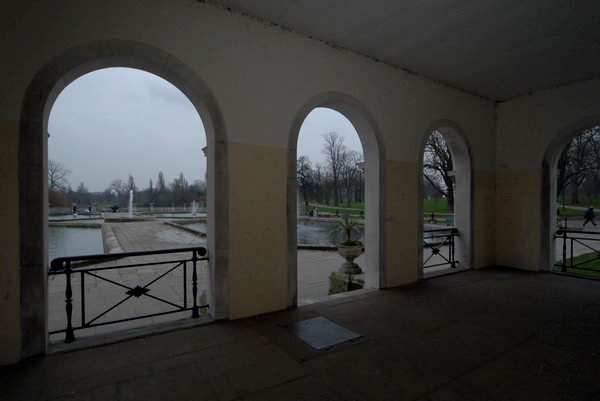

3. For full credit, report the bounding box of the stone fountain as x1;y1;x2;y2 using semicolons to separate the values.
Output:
128;189;134;219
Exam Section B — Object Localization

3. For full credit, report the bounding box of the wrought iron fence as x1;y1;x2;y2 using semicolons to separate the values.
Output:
424;212;455;225
555;229;600;274
49;247;208;343
423;228;458;269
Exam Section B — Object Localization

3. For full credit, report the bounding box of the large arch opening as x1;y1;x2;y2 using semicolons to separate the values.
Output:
19;40;229;357
46;67;212;341
287;93;385;306
542;118;600;276
418;122;473;278
295;108;365;304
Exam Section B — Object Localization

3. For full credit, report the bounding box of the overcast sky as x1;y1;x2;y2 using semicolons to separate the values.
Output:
49;68;362;192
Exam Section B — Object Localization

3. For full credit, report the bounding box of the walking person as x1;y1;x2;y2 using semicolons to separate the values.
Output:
583;206;597;227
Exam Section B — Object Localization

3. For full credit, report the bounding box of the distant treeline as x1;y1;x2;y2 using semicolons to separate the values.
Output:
48;162;205;208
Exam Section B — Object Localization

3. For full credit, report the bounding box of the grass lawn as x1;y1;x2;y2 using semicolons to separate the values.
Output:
558;196;600;209
423;199;449;213
555;251;600;277
323;201;365;209
557;207;585;217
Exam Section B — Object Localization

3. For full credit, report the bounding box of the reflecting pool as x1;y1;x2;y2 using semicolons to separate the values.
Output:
49;215;103;221
48;226;103;262
297;221;365;247
154;213;207;218
185;222;207;233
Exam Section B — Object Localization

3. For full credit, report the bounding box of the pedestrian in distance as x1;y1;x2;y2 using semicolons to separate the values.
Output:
583;205;597;227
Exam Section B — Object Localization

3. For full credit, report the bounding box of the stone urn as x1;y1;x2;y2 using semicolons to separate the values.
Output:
336;242;364;274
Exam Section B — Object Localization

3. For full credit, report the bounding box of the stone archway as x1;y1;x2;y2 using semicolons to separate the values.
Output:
287;92;386;306
540;115;600;271
19;39;229;357
418;120;473;276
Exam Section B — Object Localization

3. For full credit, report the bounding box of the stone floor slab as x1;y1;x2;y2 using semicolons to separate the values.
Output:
284;316;361;350
7;268;600;401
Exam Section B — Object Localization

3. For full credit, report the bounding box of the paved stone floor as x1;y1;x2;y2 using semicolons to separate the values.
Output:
11;267;600;400
297;250;366;305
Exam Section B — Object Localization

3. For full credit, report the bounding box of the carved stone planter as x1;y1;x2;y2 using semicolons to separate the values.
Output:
336;244;364;274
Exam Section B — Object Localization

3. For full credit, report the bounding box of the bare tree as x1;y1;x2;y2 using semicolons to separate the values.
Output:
74;182;90;204
157;171;166;193
108;179;125;197
340;150;363;207
170;172;189;204
296;156;313;209
48;188;71;207
556;126;600;204
423;131;454;212
192;179;207;207
146;178;154;204
313;164;326;204
76;182;88;193
322;132;346;206
126;174;137;193
48;160;71;189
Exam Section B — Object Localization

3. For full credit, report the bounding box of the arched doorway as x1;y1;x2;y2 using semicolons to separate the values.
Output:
287;92;385;306
542;117;600;274
295;108;365;304
47;67;213;341
19;40;228;357
418;122;473;277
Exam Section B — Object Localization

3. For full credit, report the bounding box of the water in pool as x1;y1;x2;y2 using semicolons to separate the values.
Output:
185;222;207;233
48;226;103;262
154;213;207;218
297;221;364;247
49;214;103;221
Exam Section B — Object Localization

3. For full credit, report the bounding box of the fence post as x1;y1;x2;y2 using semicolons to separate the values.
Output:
183;261;187;308
561;230;567;273
65;261;75;343
450;229;457;268
192;251;199;318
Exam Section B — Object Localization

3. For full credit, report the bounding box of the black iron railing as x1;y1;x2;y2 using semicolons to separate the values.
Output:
423;228;458;269
555;229;600;274
48;247;208;343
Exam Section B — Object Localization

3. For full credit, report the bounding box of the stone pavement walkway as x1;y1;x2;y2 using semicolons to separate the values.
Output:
562;204;588;211
107;218;206;251
297;251;365;305
8;267;600;400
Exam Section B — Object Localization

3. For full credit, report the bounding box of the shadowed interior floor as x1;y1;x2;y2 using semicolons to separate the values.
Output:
5;266;600;401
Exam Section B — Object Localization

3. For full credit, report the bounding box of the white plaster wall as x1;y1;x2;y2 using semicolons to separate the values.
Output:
0;1;500;363
495;78;600;270
0;1;495;166
497;78;600;170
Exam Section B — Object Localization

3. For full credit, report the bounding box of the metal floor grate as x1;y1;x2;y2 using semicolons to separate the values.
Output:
284;316;362;350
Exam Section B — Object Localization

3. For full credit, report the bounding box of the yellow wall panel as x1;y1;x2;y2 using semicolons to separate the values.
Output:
227;142;288;319
495;169;541;270
0;119;21;364
473;169;496;268
385;160;420;287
